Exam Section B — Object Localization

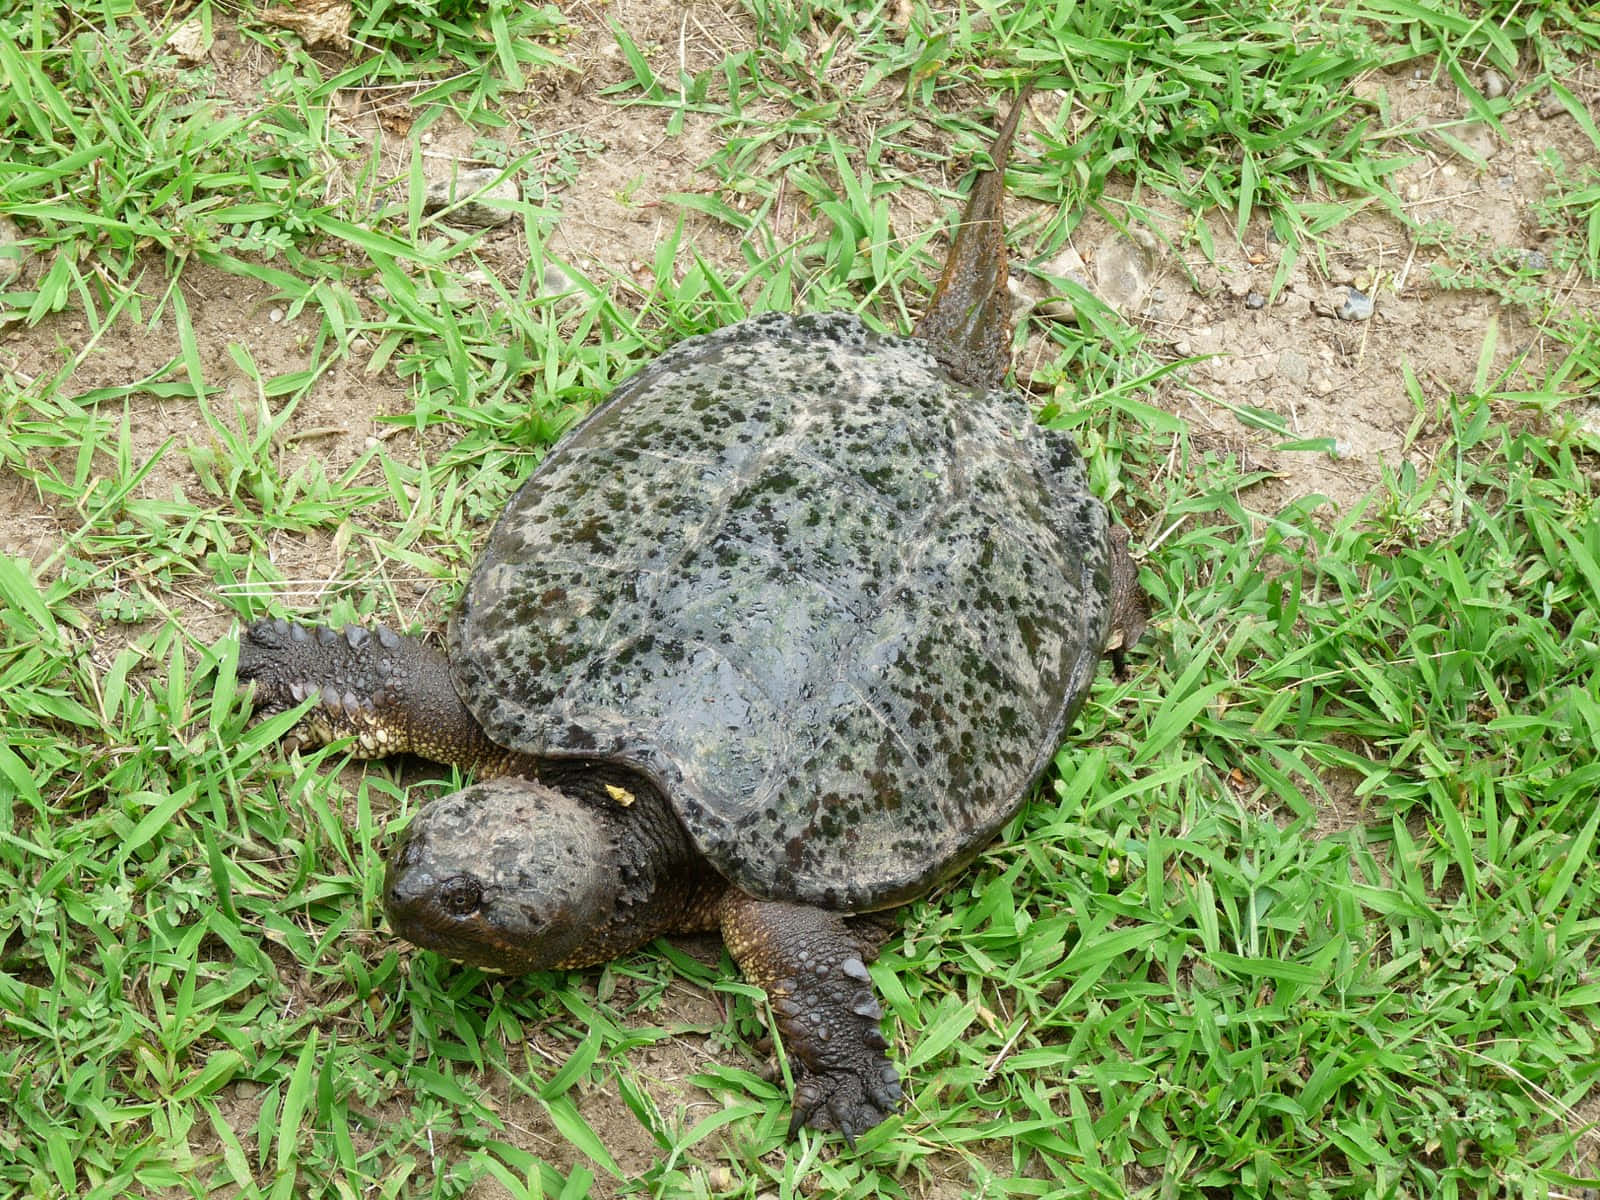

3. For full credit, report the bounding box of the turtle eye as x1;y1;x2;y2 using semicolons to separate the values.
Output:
438;875;483;917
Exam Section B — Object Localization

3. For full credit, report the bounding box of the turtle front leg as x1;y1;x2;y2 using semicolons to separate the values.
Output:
718;893;902;1141
237;618;513;773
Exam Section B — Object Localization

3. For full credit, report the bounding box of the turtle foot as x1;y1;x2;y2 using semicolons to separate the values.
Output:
238;618;504;770
241;617;390;707
719;894;901;1142
779;955;902;1142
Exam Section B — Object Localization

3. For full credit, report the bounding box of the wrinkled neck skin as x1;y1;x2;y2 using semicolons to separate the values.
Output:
383;766;724;973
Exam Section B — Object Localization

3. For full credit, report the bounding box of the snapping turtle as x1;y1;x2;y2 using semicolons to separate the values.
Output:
238;90;1145;1139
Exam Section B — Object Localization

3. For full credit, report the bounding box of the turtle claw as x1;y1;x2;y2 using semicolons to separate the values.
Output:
788;1060;902;1142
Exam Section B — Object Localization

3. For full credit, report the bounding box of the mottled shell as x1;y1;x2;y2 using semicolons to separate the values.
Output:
451;311;1111;911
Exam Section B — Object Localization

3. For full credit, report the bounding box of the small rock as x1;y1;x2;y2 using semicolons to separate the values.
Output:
1481;69;1506;100
1245;291;1266;310
1012;246;1091;322
1538;91;1566;120
0;215;26;286
1312;375;1336;397
539;261;577;298
1225;274;1252;299
261;0;350;48
1173;340;1193;357
167;16;212;63
423;166;520;228
1093;231;1154;316
268;307;284;324
1337;288;1374;321
1454;122;1498;162
1278;350;1310;384
707;1166;734;1191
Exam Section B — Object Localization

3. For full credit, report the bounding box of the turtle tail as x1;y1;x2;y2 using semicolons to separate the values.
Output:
913;85;1033;390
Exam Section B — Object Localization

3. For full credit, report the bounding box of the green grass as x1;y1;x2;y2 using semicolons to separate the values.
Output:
4;0;1600;1196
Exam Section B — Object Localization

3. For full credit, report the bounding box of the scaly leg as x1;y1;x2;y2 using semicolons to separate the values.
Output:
237;618;514;773
718;892;902;1141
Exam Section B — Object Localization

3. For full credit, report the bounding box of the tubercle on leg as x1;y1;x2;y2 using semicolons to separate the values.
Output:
237;617;515;773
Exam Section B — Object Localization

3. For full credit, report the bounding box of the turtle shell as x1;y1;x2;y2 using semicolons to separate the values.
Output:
450;311;1111;912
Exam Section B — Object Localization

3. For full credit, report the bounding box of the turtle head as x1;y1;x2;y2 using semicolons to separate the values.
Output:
383;777;620;973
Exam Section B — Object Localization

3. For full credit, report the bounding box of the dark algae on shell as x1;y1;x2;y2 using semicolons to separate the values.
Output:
236;86;1147;1142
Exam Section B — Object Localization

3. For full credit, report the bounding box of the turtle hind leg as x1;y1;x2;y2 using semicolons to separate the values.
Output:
717;893;902;1142
238;618;514;773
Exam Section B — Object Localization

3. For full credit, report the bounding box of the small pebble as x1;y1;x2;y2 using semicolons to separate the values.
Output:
539;261;576;297
1093;231;1155;315
1539;91;1566;120
1278;350;1310;384
1337;288;1374;322
1245;291;1266;310
423;166;520;228
1312;375;1336;397
1481;69;1506;100
268;307;284;324
0;215;26;286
